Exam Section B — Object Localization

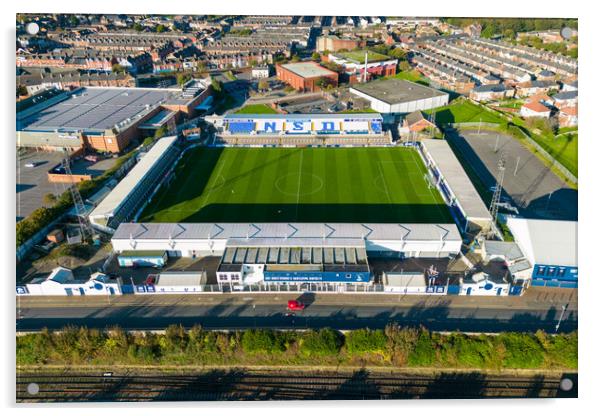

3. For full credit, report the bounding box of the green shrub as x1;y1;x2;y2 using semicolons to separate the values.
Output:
345;328;387;355
545;332;578;369
15;326;577;370
500;332;545;368
407;330;437;366
300;329;342;356
16;332;52;365
242;329;284;354
449;333;496;368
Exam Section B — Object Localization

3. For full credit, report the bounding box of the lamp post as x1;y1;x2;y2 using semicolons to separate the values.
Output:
555;303;569;333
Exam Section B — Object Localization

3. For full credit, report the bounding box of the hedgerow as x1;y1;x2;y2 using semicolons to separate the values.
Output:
16;325;577;370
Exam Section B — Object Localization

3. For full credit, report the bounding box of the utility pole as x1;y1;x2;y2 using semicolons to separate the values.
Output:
62;152;94;242
488;154;506;236
494;134;500;152
555;303;569;333
514;156;520;176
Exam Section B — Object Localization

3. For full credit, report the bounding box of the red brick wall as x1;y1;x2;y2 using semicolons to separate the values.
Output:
276;64;338;92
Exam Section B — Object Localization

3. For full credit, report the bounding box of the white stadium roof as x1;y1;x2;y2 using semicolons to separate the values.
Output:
506;217;577;267
421;139;491;222
89;136;177;219
113;222;462;245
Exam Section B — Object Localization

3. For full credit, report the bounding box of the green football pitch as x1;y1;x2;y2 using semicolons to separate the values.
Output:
139;147;452;223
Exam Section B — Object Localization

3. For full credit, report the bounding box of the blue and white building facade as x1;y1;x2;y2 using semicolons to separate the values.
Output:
207;113;384;137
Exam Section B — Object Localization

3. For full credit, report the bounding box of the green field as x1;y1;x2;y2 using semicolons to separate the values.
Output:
390;70;430;86
140;147;451;224
234;104;278;114
426;101;505;125
534;132;578;176
337;50;390;63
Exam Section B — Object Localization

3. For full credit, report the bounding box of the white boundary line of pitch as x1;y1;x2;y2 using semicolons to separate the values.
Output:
377;160;434;198
407;149;455;220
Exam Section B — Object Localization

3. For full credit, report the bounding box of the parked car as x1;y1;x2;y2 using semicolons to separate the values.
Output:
24;161;42;168
287;300;305;311
85;155;100;163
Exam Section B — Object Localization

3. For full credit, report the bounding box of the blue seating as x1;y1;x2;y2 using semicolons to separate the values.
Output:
227;121;255;134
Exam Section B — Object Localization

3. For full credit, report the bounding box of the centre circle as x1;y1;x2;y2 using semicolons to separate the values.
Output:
274;173;324;196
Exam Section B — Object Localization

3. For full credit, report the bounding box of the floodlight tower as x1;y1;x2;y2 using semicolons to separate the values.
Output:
488;154;506;230
62;153;94;242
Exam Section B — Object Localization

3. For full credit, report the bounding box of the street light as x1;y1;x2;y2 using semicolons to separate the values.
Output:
555;303;569;333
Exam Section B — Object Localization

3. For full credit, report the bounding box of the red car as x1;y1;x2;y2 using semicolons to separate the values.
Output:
287;300;305;311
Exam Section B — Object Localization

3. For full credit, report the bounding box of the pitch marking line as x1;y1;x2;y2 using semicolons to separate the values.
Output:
376;161;433;199
408;149;455;220
376;162;396;217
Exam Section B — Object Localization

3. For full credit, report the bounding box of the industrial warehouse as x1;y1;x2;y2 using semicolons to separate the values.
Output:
17;80;211;153
350;78;449;114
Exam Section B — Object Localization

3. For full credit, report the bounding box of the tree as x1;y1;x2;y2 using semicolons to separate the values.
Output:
290;54;301;63
503;28;516;40
258;79;268;92
481;24;497;39
398;60;411;72
176;73;192;86
315;77;330;89
387;48;407;60
142;137;154;147
154;125;168;139
155;24;167;33
112;64;125;74
311;52;321;61
211;78;223;94
43;193;57;205
69;15;79;27
16;85;27;98
133;22;143;32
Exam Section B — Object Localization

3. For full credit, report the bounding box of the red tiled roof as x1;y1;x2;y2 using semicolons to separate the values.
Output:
528;93;551;103
559;105;578;116
522;101;550;113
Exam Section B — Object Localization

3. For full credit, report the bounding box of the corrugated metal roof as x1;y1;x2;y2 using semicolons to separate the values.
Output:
484;240;525;261
89;136;177;219
113;222;462;243
156;272;206;286
507;218;577;267
421;139;491;221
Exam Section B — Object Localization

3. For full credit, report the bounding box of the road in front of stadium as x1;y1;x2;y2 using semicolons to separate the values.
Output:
16;288;577;333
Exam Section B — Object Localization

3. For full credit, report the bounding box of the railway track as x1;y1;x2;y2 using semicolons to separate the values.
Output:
16;370;576;401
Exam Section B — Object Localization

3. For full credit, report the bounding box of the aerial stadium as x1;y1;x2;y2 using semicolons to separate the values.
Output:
97;112;490;288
